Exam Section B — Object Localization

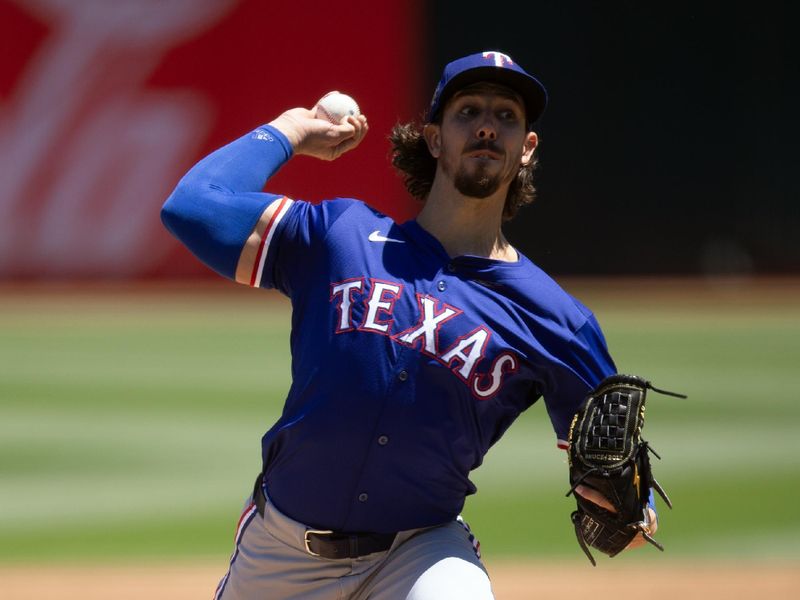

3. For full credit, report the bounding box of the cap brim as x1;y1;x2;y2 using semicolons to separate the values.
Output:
435;66;548;126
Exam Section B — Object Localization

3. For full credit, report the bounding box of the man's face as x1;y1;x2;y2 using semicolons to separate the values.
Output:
427;83;537;199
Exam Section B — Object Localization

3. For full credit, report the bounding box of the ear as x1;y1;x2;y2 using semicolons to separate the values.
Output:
423;123;442;158
520;131;538;166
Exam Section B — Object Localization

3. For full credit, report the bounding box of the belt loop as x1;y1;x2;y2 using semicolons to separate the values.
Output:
348;535;358;559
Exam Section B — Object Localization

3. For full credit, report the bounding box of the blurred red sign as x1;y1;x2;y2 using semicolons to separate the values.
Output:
0;0;422;278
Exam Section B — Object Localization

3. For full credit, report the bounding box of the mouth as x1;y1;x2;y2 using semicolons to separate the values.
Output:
466;150;502;161
464;143;503;161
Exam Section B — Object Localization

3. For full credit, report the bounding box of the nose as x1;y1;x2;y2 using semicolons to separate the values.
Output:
476;118;497;141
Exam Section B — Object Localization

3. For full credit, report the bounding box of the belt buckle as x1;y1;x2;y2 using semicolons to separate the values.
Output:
304;529;334;556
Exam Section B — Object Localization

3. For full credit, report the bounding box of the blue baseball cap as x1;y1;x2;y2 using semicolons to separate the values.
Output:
427;51;548;127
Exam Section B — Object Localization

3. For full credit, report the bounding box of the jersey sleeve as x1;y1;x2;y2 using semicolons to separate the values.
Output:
542;310;617;445
243;197;356;295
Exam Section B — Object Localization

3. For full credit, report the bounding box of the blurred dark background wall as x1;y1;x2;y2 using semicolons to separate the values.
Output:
429;1;797;275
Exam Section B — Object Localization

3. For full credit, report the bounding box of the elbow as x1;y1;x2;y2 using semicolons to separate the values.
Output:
160;194;178;235
158;181;239;281
160;183;194;240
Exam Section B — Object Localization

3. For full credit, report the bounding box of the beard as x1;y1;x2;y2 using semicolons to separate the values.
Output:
453;162;501;199
442;140;505;199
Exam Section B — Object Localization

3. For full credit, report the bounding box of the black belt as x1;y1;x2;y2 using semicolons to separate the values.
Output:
252;474;396;559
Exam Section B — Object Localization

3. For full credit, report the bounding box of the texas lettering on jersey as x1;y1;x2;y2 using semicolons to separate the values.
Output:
330;277;518;400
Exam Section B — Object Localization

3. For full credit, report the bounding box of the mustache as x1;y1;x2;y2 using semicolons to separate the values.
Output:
464;140;503;155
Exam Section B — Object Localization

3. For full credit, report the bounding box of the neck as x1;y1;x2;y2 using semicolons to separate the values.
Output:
416;175;518;262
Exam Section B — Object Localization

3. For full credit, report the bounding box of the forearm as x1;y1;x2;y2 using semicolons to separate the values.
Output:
160;125;293;279
175;125;293;195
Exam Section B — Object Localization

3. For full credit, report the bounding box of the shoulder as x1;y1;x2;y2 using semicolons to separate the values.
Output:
276;196;399;255
510;253;597;332
296;196;385;219
323;196;390;218
308;196;396;233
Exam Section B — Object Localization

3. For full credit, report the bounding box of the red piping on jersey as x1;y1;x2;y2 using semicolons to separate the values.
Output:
250;196;289;287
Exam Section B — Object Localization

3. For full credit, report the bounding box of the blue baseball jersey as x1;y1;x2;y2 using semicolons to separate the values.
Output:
162;125;616;534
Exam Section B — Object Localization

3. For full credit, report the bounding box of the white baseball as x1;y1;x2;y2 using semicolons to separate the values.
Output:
315;92;361;124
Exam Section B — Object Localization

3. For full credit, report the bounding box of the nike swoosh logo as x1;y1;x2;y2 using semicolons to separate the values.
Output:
368;230;405;243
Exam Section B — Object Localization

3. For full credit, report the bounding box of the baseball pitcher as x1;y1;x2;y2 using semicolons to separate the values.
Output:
162;50;669;599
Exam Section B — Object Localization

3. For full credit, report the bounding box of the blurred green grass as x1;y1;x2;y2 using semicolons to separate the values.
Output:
1;279;799;563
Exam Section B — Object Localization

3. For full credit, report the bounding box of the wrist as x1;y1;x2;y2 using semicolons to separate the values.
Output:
255;124;294;161
267;115;304;151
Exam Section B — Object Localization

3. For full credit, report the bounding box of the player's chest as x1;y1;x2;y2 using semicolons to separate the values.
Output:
325;267;524;400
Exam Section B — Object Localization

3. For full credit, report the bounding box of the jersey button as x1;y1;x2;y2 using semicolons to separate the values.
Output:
447;263;456;273
358;493;369;502
378;435;389;446
437;280;447;292
398;370;408;381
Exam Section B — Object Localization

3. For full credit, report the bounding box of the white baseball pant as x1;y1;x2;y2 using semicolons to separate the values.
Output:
214;485;495;600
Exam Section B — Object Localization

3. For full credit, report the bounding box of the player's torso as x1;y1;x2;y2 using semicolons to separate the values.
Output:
289;205;546;421
262;200;584;532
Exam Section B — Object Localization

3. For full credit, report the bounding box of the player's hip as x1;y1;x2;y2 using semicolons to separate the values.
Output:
214;476;491;599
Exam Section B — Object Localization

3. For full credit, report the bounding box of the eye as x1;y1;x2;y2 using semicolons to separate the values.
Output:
458;105;479;117
497;108;521;122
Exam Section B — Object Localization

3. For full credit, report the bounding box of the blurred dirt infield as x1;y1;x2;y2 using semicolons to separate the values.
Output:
2;561;798;599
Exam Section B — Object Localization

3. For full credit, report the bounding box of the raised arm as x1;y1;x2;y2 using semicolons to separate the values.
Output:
160;99;368;282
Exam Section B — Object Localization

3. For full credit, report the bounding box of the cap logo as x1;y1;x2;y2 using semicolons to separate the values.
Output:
482;51;514;67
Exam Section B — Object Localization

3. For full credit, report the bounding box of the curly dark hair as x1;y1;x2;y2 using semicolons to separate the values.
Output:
389;121;539;222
